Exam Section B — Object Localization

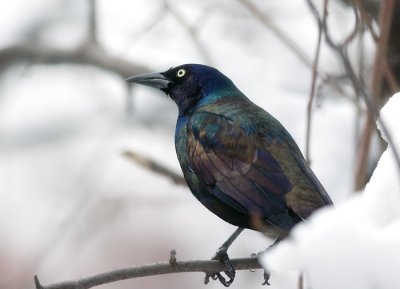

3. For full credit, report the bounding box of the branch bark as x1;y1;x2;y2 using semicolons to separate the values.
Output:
34;256;262;289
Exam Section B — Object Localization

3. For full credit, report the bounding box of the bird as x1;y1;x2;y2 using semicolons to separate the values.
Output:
126;64;333;286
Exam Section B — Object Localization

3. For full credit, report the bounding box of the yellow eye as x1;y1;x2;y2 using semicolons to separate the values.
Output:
176;69;186;78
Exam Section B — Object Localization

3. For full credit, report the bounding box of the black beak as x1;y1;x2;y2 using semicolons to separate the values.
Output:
126;72;170;89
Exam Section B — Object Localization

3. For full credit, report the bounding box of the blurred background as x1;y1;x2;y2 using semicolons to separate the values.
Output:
0;0;399;289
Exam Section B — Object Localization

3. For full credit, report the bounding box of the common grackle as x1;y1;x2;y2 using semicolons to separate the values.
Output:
127;64;333;286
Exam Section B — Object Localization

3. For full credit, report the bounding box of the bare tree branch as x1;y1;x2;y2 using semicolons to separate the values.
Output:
164;0;213;64
239;0;353;108
123;150;186;185
0;0;148;78
354;0;398;190
0;43;149;78
122;3;168;53
34;256;262;289
305;0;400;190
298;272;304;289
305;0;329;163
383;59;400;92
87;0;98;44
238;0;313;68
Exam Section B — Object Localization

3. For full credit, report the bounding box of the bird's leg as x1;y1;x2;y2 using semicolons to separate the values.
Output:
204;227;244;287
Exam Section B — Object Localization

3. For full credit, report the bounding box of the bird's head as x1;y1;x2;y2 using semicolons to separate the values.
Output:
126;64;239;115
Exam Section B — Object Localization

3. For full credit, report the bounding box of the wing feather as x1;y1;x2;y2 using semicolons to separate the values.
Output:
187;112;294;226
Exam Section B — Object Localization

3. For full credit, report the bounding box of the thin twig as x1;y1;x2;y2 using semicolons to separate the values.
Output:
87;0;98;44
343;3;362;48
354;0;397;190
122;2;168;54
298;271;304;289
34;256;262;289
164;0;213;64
239;0;313;68
123;150;186;185
241;0;352;103
306;0;400;189
305;0;329;163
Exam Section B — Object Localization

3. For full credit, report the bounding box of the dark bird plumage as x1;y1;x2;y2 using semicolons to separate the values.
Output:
127;64;333;285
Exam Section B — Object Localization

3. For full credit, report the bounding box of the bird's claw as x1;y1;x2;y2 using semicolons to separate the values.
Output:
262;270;271;285
204;249;235;287
204;272;234;287
250;251;271;285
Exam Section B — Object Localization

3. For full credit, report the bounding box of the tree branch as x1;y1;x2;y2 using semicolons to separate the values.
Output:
123;150;186;185
305;0;400;189
34;256;262;289
87;0;98;44
238;0;313;68
0;43;149;78
305;0;329;163
354;0;398;190
164;0;213;64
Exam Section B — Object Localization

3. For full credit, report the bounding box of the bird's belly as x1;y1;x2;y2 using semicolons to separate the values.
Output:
186;177;252;228
181;169;282;236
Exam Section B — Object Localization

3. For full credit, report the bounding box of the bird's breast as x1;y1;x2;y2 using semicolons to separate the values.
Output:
174;116;191;170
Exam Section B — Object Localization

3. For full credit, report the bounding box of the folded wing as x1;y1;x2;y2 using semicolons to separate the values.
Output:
187;111;300;229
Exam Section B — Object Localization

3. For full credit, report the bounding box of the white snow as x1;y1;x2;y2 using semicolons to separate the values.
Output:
261;93;400;289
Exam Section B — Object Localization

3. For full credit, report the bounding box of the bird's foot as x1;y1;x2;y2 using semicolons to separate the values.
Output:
262;270;271;285
204;248;235;287
250;252;271;285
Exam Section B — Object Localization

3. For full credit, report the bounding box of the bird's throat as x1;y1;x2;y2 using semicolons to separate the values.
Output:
173;87;202;117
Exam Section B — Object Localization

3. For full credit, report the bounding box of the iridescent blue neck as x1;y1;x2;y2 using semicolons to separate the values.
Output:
196;85;244;108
